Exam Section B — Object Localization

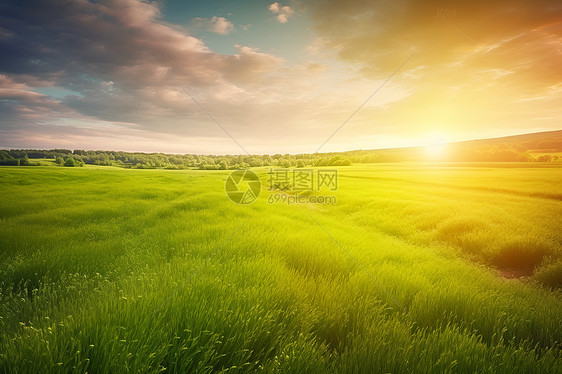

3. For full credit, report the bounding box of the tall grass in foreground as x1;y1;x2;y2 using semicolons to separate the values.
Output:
0;165;560;373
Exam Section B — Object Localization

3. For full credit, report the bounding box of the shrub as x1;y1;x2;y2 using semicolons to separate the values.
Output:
19;155;30;166
64;158;76;167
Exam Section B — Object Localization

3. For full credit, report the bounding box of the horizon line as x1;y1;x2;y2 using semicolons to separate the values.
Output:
1;129;560;157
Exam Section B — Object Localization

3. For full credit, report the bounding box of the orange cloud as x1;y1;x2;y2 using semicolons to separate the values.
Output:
308;0;562;141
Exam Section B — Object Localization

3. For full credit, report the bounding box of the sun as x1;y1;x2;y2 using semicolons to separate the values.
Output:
423;133;449;158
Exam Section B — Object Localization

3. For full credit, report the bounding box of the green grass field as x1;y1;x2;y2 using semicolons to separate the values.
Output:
0;164;561;373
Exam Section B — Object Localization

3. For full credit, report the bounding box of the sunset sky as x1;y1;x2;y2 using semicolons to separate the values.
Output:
0;0;560;154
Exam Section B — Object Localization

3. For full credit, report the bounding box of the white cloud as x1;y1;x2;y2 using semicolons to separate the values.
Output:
280;6;294;16
191;16;234;35
268;2;294;23
276;14;288;23
268;2;280;13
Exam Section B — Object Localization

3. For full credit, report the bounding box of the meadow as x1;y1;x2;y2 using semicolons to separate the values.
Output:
0;164;561;373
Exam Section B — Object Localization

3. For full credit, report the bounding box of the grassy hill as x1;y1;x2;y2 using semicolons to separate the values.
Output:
346;130;562;162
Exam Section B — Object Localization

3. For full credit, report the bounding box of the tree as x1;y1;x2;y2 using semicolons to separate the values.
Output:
64;158;76;167
55;156;64;165
19;155;30;166
537;155;552;162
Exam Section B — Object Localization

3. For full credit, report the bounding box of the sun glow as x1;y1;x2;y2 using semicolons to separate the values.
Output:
423;133;449;158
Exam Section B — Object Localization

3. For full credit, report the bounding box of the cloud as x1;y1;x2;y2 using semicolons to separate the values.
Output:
1;0;559;154
191;16;234;35
0;0;299;152
268;2;294;23
226;45;284;84
0;74;75;123
307;0;562;139
303;62;328;72
311;0;561;71
268;2;281;13
0;0;381;154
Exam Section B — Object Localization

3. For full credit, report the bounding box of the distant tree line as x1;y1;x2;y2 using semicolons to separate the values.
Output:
0;150;85;167
0;141;559;169
0;149;352;169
